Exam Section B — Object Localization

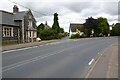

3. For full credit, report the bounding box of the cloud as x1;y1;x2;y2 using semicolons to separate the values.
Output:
19;1;120;31
0;0;119;32
102;2;118;16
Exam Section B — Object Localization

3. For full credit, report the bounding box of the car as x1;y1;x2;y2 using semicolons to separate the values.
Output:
36;37;41;42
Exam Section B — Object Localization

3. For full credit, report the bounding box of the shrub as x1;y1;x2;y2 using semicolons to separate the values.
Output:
70;33;80;39
80;34;86;38
39;29;57;40
57;33;65;39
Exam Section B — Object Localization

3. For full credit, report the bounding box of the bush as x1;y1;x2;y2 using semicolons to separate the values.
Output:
38;29;57;40
37;27;67;40
57;33;65;39
70;33;80;39
80;34;86;38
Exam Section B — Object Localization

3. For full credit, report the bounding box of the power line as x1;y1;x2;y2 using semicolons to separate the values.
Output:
7;0;83;20
8;0;48;16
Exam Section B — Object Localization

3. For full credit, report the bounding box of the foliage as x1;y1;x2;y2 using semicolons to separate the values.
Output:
59;28;64;33
37;23;45;37
57;33;65;39
84;17;98;29
97;17;110;36
93;27;102;37
38;29;57;40
84;17;98;37
52;13;60;34
70;33;80;39
111;23;120;36
84;17;110;37
84;28;92;37
37;15;65;40
37;23;45;30
64;32;69;36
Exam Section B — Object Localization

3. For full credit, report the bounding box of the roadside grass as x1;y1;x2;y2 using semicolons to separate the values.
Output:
0;42;18;46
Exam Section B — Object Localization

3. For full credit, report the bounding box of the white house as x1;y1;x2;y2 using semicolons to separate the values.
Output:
69;23;84;37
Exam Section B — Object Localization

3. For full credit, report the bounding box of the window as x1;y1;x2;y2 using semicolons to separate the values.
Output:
3;27;13;37
28;20;32;27
30;31;32;38
33;32;36;38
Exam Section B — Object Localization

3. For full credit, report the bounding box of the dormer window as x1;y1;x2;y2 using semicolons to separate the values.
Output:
28;20;32;27
29;15;32;19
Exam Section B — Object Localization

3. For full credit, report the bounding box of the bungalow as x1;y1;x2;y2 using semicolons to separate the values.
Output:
69;23;85;37
0;5;37;43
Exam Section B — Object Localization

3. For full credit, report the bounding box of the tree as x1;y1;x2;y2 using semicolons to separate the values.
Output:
84;28;91;37
37;23;45;37
59;28;64;33
97;17;110;36
111;23;120;36
37;23;44;30
84;17;98;37
52;13;60;34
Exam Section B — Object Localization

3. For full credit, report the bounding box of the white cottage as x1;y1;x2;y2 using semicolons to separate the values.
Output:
69;23;85;37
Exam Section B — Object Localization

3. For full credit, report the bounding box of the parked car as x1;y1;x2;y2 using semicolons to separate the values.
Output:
36;38;41;42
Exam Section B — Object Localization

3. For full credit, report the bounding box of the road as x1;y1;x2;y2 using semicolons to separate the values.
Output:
2;37;118;78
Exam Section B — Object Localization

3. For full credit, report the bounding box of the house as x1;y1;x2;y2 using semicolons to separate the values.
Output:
69;23;85;37
43;21;51;29
38;21;51;30
0;5;37;43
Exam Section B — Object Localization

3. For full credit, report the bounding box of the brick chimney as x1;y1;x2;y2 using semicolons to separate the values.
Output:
13;5;19;13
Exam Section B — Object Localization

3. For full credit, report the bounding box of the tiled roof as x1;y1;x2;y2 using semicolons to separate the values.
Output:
0;10;16;26
13;11;28;20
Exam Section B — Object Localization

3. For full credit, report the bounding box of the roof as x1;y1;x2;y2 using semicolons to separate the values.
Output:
13;11;28;20
0;10;18;26
70;23;84;32
43;24;51;29
0;9;36;26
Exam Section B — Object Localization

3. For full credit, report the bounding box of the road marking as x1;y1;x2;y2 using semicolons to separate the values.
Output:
2;43;83;72
2;39;87;53
86;54;102;78
2;47;33;53
88;59;94;65
2;51;61;72
85;44;112;78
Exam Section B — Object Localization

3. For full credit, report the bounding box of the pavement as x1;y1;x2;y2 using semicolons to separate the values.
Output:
1;37;112;52
85;42;118;78
1;37;118;78
2;40;58;51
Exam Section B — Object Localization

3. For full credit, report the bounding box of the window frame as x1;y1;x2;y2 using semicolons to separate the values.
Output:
28;20;33;27
3;26;13;37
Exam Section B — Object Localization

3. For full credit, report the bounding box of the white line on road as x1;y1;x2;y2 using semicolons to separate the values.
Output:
2;43;83;72
2;42;60;53
2;47;33;53
88;59;94;65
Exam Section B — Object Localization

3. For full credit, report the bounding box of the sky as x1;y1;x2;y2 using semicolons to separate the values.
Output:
0;0;119;32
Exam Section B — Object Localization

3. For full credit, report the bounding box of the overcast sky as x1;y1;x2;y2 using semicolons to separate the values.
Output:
0;0;119;32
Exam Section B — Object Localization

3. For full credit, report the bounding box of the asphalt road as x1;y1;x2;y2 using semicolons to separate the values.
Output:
2;37;118;78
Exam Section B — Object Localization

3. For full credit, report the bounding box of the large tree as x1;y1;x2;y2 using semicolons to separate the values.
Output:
97;17;110;36
52;13;60;34
84;17;98;37
111;23;120;36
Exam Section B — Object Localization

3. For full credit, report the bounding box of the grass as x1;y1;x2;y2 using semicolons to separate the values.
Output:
0;42;18;46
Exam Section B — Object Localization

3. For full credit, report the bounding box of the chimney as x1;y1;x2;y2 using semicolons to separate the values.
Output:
13;5;19;13
45;21;47;25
